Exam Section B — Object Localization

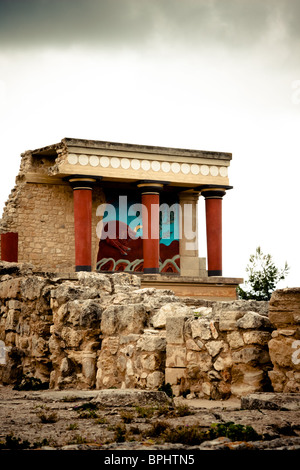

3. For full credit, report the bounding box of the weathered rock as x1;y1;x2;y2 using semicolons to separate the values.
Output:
241;392;300;411
151;303;192;329
92;388;172;407
237;311;271;330
101;303;147;335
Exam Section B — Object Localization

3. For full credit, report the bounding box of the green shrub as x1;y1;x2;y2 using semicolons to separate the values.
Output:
208;422;261;441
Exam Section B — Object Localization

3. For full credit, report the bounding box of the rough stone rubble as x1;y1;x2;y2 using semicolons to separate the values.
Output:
1;261;299;399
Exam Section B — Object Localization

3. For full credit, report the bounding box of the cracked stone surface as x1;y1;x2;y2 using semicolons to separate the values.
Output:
0;386;300;451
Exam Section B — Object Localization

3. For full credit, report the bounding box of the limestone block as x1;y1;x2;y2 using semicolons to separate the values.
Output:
116;355;127;372
120;344;135;358
227;331;244;349
269;288;300;328
166;315;189;344
101;304;147;335
219;311;245;331
186;338;202;351
213;354;233;371
205;340;225;357
236;312;271;330
140;354;157;371
165;367;186;385
166;345;186;368
151;303;192;329
232;347;270;366
5;309;20;331
146;371;164;389
51;283;99;307
60;327;86;348
243;331;272;345
136;335;166;352
20;276;47;300
190;318;212;340
268;370;286;392
119;334;140;345
202;382;211;397
0;278;21;299
102;337;119;355
64;300;102;328
76;271;112;294
268;337;299;369
212;300;269;317
31;335;49;357
186;350;212;371
110;272;141;293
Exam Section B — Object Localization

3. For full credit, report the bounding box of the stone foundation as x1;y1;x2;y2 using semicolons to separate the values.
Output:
268;288;300;393
0;262;299;398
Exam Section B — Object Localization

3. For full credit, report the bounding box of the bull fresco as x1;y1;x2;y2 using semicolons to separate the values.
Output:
96;191;180;273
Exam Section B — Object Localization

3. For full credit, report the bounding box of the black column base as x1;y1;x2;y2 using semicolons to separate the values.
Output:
76;265;92;272
143;268;160;274
208;270;222;276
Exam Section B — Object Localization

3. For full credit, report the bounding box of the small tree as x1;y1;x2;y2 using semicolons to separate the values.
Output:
237;246;289;301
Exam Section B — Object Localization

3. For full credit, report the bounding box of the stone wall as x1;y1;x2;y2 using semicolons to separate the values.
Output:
0;262;299;398
268;288;300;392
0;150;105;271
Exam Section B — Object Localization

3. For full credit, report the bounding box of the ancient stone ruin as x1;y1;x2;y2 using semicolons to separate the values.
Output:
0;261;299;399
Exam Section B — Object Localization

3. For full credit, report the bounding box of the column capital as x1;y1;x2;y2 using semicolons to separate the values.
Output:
197;184;233;199
64;175;101;190
137;180;167;195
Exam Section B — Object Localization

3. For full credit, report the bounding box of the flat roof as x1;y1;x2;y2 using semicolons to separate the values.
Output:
30;137;232;161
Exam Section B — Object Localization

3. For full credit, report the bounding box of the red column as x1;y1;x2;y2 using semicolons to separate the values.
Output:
69;178;96;272
141;192;160;273
201;188;226;276
1;232;18;262
138;182;164;274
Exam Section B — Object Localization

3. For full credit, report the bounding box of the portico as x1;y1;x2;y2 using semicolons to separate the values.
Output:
0;137;242;299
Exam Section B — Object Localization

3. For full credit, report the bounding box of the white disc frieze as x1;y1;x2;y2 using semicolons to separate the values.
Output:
89;155;99;167
100;156;110;168
67;154;78;165
121;158;130;169
220;166;228;177
110;157;120;169
141;160;150;171
210;166;219;176
79;154;89;166
171;162;180;174
191;164;200;175
131;159;141;170
161;161;171;173
200;165;209;176
151;161;160;172
181;163;190;174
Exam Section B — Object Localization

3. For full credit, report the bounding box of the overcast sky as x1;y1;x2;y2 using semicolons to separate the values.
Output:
0;0;299;287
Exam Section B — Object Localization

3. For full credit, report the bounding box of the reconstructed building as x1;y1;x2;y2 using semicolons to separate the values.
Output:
0;138;242;299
